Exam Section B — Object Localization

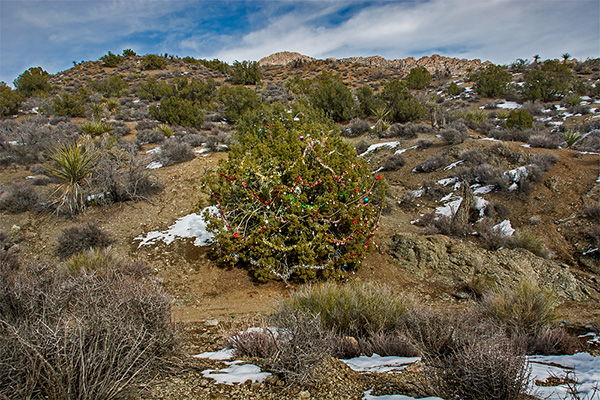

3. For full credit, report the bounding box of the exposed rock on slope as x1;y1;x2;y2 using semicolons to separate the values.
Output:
388;233;597;302
259;51;315;66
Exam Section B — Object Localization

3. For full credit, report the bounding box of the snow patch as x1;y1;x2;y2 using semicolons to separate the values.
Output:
435;198;462;218
342;354;421;373
497;101;522;110
493;219;515;236
135;207;217;247
194;348;235;360
473;185;494;195
146;161;163;169
362;390;443;400
444;160;465;170
359;142;401;156
202;363;271;385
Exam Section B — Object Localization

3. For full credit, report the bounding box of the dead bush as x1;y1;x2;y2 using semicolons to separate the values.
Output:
382;153;406;171
56;223;113;260
359;331;417;358
342;118;370;137
416;139;433;149
440;128;467;144
136;128;165;145
383;122;431;139
227;327;279;359
528;133;559;149
456;163;509;191
156;138;195;166
521;327;582;355
476;218;509;250
181;133;207;147
529;153;559;171
0;262;176;400
0;182;40;213
413;154;447;173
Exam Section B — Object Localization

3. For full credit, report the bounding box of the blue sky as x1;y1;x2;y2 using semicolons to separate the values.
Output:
1;0;599;86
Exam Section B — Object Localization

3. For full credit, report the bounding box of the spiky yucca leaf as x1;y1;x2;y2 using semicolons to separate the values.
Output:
81;120;113;136
46;139;97;216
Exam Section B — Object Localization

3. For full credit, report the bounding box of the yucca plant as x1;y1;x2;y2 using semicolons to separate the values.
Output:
564;130;582;148
46;139;97;216
81;120;113;136
155;123;174;138
371;105;390;135
103;97;120;113
89;102;106;120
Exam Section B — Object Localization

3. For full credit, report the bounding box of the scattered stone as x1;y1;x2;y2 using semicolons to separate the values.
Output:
204;319;219;327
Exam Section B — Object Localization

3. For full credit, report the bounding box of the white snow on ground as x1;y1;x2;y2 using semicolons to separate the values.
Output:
474;196;489;217
472;185;495;195
194;348;235;360
435;198;462;217
497;101;522;109
195;147;210;154
493;219;515;236
444;160;465;170
135;206;217;247
342;354;421;373
437;177;458;186
395;145;418;155
481;137;500;141
362;390;443;400
529;353;600;399
359;142;401;156
410;189;425;198
202;362;271;385
146;147;161;154
146;161;163;169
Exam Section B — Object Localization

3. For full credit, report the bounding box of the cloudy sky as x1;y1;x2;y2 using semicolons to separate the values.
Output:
1;0;598;85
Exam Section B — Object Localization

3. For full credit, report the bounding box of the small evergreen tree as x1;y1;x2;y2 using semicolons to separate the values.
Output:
522;60;575;102
149;97;203;129
405;66;432;90
506;109;533;129
0;82;22;116
100;51;124;68
201;104;387;281
13;67;51;97
141;54;167;70
230;60;262;85
219;85;259;122
470;64;512;98
380;78;427;123
309;72;356;122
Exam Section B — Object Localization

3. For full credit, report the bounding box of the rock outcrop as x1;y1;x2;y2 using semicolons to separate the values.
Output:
259;51;315;66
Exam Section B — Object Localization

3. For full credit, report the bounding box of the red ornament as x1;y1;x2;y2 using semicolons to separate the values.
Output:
353;219;358;224
233;232;239;238
355;188;359;193
376;174;382;180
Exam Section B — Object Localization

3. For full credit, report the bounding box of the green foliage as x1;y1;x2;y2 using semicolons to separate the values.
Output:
13;67;51;97
100;51;124;67
46;138;97;216
0;82;22;116
505;109;533;130
51;88;90;117
141;54;167;70
230;60;262;85
155;123;173;138
136;77;173;101
275;281;408;337
446;81;461;96
470;64;512;97
81;120;113;136
405;66;432;90
122;48;136;57
170;77;216;105
564;130;582;148
522;60;575;101
309;72;356;122
380;78;427;123
460;110;487;125
149;96;203;129
201;104;387;281
182;56;231;74
356;84;381;117
285;75;312;95
219;85;259;122
90;74;129;97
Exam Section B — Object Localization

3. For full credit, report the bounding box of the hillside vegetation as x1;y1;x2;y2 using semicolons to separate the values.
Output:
1;50;599;399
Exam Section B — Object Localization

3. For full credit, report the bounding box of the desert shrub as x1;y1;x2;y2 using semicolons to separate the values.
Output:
583;204;600;222
309;72;356;122
523;327;581;355
382;153;406;171
506;109;533;129
478;281;557;334
52;88;90;117
140;54;167;70
356;84;380;117
182;57;230;74
170;77;216;106
0;182;40;213
470;64;512;97
476;218;509;250
56;222;113;260
90;74;129;97
342;118;370;137
416;139;433;149
446;81;461;96
230;60;262;85
488;127;531;143
155;138;194;166
13;67;51;97
405;66;432;90
384;122;432;139
528;133;559;149
521;100;545;116
461;110;487;125
276;281;408;338
522;60;575;101
122;48;136;57
380;78;427;123
440;128;467;144
355;139;370;155
433;215;471;237
45;138;97;216
260;81;292;103
149;97;203;129
81;120;113;136
460;148;490;165
202;104;386;281
136;128;165;145
219;85;259;122
0;261;176;399
456;163;509;190
0;82;22;116
155;123;173;138
414;154;447;173
181;133;207;147
136;77;173;100
100;51;124;68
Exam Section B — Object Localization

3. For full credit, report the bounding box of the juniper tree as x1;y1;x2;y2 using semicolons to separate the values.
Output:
201;103;387;281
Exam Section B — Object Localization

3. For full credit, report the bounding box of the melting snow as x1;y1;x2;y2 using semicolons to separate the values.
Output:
437;177;458;186
436;198;463;217
202;362;271;385
135;207;217;247
444;160;465;170
194;349;235;360
146;161;163;169
360;142;401;156
473;185;494;195
493;219;515;236
363;392;443;400
342;354;421;373
497;101;522;109
530;353;600;399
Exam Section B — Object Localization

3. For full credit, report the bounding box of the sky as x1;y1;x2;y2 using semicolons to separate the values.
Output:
1;0;599;86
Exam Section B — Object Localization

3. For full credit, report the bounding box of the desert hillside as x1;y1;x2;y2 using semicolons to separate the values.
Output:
1;51;599;399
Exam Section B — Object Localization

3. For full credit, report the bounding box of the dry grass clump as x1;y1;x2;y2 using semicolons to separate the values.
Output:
508;230;551;258
342;118;370;137
528;133;560;149
413;154;447;173
156;138;195;166
0;260;176;400
56;222;113;260
382;153;406;171
0;182;40;213
440;127;467;144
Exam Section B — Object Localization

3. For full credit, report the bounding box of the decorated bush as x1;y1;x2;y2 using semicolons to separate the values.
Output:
201;104;387;281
